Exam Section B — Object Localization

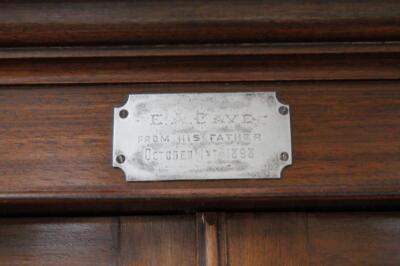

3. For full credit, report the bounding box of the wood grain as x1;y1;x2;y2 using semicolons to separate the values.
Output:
1;43;400;59
226;213;309;266
196;213;222;266
1;213;400;265
225;212;400;266
0;215;196;266
307;213;400;265
0;50;399;84
1;1;399;265
0;81;399;213
0;217;118;266
119;215;196;266
0;0;400;46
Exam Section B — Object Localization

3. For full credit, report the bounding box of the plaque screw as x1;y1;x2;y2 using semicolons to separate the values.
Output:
119;109;129;119
279;106;289;115
280;152;289;161
116;154;126;164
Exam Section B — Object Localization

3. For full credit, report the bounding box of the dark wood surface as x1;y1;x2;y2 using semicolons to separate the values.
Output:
1;0;399;47
225;212;400;266
226;213;310;265
119;216;196;266
0;215;196;266
2;43;400;59
1;81;399;213
0;217;118;266
1;1;399;265
0;43;399;85
0;212;399;265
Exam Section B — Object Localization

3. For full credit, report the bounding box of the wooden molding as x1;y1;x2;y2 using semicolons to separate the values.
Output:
0;43;399;84
1;1;400;46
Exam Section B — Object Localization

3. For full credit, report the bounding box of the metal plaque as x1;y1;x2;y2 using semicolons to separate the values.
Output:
113;92;292;181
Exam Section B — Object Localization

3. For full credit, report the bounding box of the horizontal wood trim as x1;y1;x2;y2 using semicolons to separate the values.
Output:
0;81;399;214
0;45;399;84
1;43;400;59
1;1;400;46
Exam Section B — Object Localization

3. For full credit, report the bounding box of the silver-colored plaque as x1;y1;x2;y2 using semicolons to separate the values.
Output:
113;92;292;181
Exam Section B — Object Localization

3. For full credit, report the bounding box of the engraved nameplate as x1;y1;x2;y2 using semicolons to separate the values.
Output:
113;92;292;181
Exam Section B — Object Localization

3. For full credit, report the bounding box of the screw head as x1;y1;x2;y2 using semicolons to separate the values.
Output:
116;154;126;164
279;106;289;115
280;152;289;161
119;109;129;119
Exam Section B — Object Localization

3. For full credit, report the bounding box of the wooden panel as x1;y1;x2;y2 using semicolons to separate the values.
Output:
1;213;398;265
0;215;196;266
226;213;309;265
0;218;117;266
1;0;400;46
308;213;400;265
119;215;196;266
0;81;399;213
0;47;399;84
225;212;400;266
